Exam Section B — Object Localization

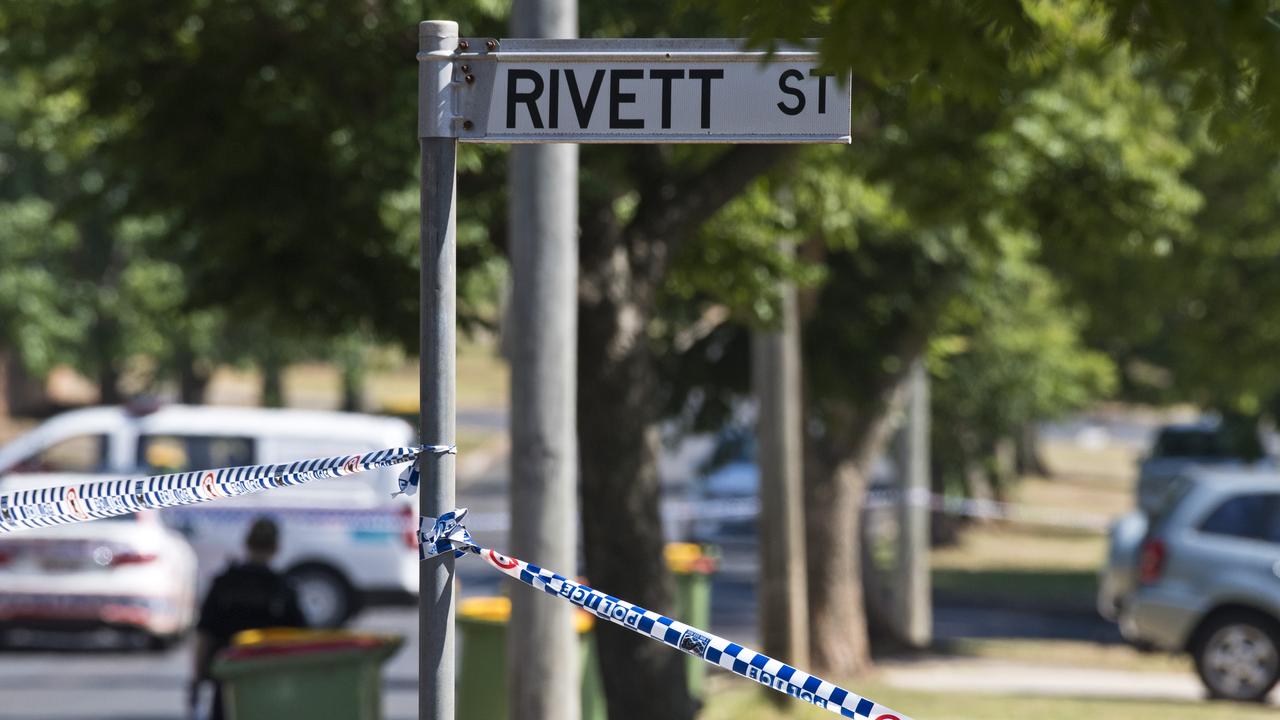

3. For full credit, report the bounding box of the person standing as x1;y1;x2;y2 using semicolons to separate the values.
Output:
190;517;307;720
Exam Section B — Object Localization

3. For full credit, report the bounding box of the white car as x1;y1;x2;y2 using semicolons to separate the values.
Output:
0;404;420;627
0;474;197;649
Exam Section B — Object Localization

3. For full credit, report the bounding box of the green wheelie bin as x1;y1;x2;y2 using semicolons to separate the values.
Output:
457;596;607;720
211;629;403;720
665;543;718;702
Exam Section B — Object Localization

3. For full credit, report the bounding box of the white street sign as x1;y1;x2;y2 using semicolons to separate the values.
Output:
432;39;851;144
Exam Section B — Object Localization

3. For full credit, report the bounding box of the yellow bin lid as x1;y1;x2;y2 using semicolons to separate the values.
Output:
460;596;594;634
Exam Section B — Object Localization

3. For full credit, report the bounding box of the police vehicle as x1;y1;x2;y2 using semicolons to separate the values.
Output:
0;404;419;627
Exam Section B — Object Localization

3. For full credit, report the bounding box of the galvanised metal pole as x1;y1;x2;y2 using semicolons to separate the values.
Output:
752;249;810;687
419;19;458;720
507;1;581;719
895;359;932;648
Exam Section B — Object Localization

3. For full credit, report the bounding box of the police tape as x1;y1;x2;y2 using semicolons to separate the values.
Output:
890;488;1111;531
421;508;914;720
0;445;453;533
459;488;1111;538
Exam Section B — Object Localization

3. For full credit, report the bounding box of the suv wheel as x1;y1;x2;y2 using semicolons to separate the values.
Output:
1193;612;1280;702
287;565;357;628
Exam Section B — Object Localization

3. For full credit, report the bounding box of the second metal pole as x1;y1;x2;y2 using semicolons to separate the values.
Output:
894;359;932;648
507;1;581;718
753;258;810;683
420;19;459;720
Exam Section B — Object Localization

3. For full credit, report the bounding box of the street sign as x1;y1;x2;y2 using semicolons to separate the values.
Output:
429;39;851;144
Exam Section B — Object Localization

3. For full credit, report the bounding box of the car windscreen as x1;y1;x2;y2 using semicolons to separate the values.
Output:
136;434;255;474
5;434;109;474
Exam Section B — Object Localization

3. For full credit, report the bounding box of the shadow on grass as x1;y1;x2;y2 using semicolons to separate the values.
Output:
929;567;1120;643
933;567;1097;611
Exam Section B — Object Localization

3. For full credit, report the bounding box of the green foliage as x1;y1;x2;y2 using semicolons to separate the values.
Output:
0;197;85;373
1109;0;1280;141
930;235;1117;488
1116;132;1280;414
663;1;1200;446
0;0;512;354
721;0;1280;140
718;0;1042;104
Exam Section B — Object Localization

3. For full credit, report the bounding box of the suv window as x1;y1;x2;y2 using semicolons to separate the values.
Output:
10;434;108;473
1199;493;1280;543
137;435;255;474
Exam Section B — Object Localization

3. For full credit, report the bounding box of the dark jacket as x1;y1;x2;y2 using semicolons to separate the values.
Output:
197;561;306;651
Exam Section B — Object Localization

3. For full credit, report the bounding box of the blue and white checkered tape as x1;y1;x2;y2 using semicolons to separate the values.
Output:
418;507;474;559
0;445;450;533
391;445;454;498
420;510;913;720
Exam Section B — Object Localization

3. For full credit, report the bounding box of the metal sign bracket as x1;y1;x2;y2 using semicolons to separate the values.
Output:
419;40;495;138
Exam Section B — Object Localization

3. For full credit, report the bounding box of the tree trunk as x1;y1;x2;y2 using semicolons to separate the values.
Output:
0;349;10;436
804;351;919;677
804;419;885;675
176;347;211;405
340;361;364;412
1015;422;1050;477
573;144;791;718
81;216;125;406
804;441;873;676
993;435;1017;498
2;351;50;417
577;238;694;720
860;500;895;644
261;356;284;408
957;429;994;502
97;360;122;405
89;309;124;405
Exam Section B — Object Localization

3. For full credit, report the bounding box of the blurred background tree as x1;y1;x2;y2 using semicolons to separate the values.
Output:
928;236;1118;501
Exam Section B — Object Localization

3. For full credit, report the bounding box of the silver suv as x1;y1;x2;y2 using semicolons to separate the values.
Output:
1120;469;1280;702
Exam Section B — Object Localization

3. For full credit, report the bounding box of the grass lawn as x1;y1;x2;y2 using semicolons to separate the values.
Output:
1040;440;1141;486
930;513;1109;609
201;333;509;413
370;334;509;413
930;439;1138;608
700;684;1275;720
930;522;1104;607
